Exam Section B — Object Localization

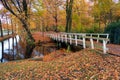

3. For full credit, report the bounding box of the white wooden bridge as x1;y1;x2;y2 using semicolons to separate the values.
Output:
47;32;109;54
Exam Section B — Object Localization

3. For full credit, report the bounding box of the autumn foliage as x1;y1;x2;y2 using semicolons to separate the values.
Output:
0;48;119;79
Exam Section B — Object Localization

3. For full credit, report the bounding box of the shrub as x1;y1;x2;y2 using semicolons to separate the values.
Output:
104;21;120;44
57;26;65;32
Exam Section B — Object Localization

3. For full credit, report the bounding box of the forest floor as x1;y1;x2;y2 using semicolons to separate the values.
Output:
0;32;120;80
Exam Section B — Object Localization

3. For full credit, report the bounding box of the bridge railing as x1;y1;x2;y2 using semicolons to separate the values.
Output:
47;32;109;54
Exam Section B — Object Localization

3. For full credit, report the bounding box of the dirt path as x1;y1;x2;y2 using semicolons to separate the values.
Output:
107;44;120;56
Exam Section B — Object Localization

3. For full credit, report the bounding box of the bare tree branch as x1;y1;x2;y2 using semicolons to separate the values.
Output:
1;0;19;18
11;0;22;13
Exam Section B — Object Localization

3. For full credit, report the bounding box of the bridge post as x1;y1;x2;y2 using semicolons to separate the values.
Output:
57;34;58;41
75;35;77;46
54;34;56;40
62;34;63;42
83;34;86;48
57;34;59;41
60;34;62;41
55;34;56;40
59;34;61;41
50;34;53;38
65;34;67;43
106;34;109;44
107;34;109;39
90;38;94;49
53;34;55;40
103;40;107;54
97;34;99;43
69;34;72;44
58;34;60;41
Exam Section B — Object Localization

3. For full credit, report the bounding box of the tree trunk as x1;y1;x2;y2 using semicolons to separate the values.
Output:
25;42;35;58
99;15;101;32
0;20;3;37
20;19;35;58
109;9;113;23
0;20;4;62
8;39;10;54
12;37;14;60
15;36;18;55
1;41;4;62
65;0;73;33
24;26;35;58
54;8;58;32
11;19;14;34
54;16;58;32
6;16;9;35
99;22;101;32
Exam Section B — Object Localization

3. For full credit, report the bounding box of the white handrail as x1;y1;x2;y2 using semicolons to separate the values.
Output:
47;32;109;54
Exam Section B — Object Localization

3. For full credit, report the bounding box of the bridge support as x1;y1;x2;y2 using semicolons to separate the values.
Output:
65;35;67;43
103;40;107;54
69;35;72;45
83;37;86;48
90;38;94;49
75;35;77;46
97;34;99;43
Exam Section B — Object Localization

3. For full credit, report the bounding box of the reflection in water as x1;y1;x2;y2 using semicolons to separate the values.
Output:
0;35;20;62
0;35;57;63
32;50;44;57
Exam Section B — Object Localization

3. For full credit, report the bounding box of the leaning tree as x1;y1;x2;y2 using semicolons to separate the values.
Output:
0;0;35;58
